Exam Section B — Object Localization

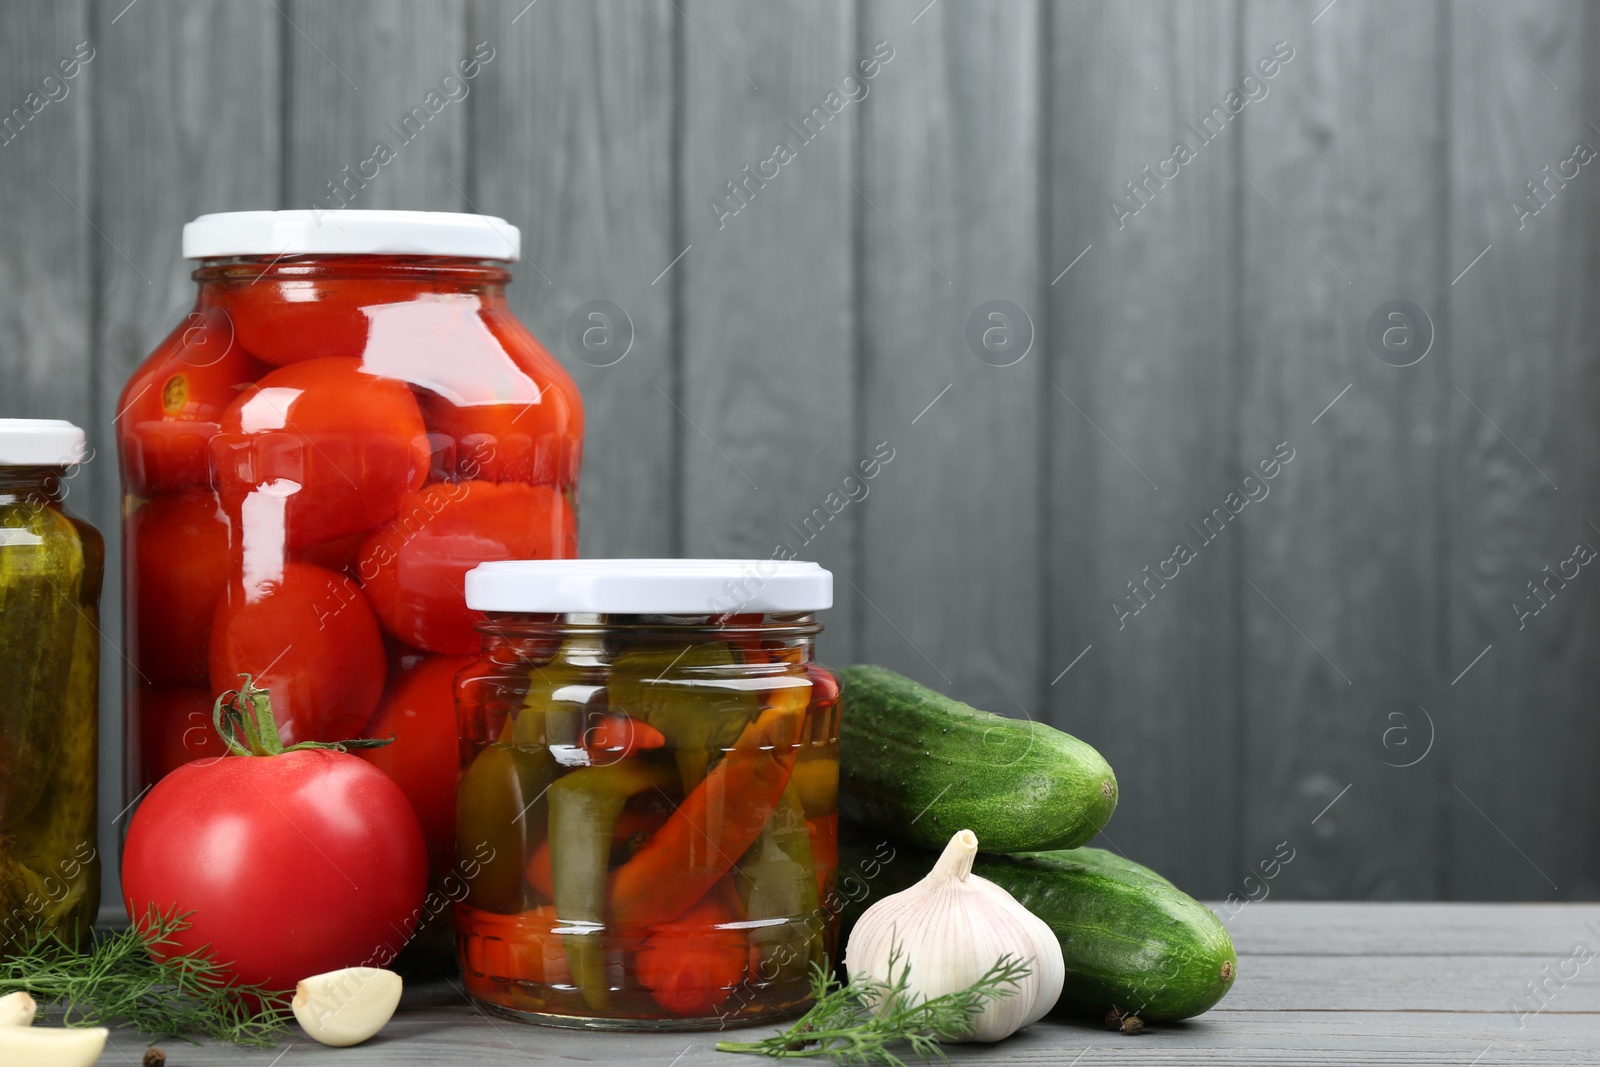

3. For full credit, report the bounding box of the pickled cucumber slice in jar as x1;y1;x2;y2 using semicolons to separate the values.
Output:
0;502;85;833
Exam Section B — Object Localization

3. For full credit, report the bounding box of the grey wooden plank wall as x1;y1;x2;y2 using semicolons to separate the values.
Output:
0;0;1594;906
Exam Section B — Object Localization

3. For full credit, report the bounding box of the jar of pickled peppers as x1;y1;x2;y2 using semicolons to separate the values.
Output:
454;560;840;1029
0;420;102;951
114;211;582;953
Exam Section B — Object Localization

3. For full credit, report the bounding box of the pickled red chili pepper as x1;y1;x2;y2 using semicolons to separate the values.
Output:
808;813;840;907
607;690;808;929
635;892;748;1016
582;713;666;762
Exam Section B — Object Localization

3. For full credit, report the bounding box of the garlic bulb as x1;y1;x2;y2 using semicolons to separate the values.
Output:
845;829;1064;1042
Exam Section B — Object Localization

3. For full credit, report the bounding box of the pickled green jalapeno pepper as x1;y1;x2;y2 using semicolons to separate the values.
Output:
456;743;561;915
548;757;679;1009
512;652;603;752
736;779;822;984
610;643;759;791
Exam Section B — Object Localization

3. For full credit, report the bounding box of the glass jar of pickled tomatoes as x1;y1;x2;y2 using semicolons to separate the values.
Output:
115;211;582;928
453;560;840;1029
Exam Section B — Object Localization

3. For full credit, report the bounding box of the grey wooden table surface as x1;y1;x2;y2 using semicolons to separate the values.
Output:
97;903;1600;1066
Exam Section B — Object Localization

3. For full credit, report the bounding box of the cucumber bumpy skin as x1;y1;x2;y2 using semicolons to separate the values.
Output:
839;665;1117;853
996;850;1235;1020
838;835;1236;1022
1027;844;1174;887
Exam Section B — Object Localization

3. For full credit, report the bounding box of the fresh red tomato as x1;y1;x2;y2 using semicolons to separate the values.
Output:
419;308;584;485
127;492;230;686
117;307;268;497
355;481;576;654
635;893;748;1015
209;561;386;744
135;686;229;785
357;654;473;868
212;357;431;549
122;682;428;991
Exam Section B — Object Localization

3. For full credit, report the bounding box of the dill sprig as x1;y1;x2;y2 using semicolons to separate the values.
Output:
0;907;291;1047
716;946;1031;1065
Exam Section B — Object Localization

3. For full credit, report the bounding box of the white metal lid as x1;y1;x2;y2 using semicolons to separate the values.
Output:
0;419;86;466
182;210;520;262
465;559;834;615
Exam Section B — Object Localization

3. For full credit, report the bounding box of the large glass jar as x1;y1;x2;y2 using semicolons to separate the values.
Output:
453;560;840;1029
114;211;583;943
0;420;102;951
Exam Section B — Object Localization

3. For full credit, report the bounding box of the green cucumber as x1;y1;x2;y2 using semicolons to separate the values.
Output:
1023;845;1173;887
838;835;1235;1021
839;665;1116;852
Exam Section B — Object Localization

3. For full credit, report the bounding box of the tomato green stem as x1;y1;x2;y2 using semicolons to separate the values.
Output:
211;676;394;757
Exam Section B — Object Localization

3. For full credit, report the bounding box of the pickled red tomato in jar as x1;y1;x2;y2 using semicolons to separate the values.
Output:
115;212;584;878
452;560;841;1030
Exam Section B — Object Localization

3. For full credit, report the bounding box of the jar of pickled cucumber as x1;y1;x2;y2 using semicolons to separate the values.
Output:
0;420;102;952
453;559;840;1029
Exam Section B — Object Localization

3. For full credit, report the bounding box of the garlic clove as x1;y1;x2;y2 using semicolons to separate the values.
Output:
845;828;1066;1043
0;1023;108;1066
0;990;37;1026
292;967;402;1047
